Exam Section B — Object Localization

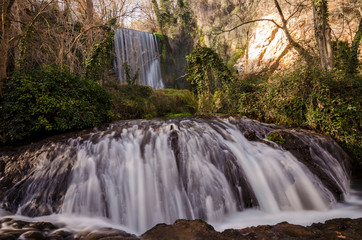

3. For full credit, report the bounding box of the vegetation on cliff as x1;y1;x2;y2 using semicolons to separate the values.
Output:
187;46;361;161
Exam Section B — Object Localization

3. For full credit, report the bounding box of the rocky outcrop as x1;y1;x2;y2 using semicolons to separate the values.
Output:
0;217;138;240
266;129;351;201
0;133;82;216
190;0;361;74
141;219;221;240
1;217;361;240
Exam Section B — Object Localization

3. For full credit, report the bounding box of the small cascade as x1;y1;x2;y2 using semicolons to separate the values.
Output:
0;117;351;234
114;28;165;89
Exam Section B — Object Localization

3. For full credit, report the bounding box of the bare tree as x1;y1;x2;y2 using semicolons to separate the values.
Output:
0;0;16;93
217;0;313;63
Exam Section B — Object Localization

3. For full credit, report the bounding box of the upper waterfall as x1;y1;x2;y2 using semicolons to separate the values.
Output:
113;28;165;89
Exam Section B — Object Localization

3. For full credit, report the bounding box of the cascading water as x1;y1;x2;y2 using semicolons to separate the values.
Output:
114;28;165;89
0;117;358;235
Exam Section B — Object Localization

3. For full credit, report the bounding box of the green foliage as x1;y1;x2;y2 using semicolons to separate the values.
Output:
151;89;197;117
227;48;244;71
333;41;350;71
187;45;233;94
165;112;192;117
154;32;164;42
152;0;196;37
18;25;36;72
103;81;197;120
84;30;115;83
267;133;286;145
122;62;139;85
233;66;362;162
0;66;112;143
332;40;361;74
186;45;234;113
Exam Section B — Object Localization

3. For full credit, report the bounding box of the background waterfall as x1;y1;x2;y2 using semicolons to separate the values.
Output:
114;28;165;89
0;117;352;234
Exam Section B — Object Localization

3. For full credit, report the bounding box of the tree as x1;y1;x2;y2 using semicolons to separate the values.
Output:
348;17;362;74
273;0;313;63
0;0;15;94
311;0;334;70
218;0;313;64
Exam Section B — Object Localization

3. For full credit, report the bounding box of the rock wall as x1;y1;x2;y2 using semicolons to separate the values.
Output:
190;0;361;74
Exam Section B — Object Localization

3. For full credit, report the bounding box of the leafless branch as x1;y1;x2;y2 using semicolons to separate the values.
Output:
217;19;282;35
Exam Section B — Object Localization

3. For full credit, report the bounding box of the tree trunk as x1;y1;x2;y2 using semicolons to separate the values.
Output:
0;0;15;94
12;0;22;69
273;0;313;64
312;0;334;70
86;0;94;52
347;18;362;74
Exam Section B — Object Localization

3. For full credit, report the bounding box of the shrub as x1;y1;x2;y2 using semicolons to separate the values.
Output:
0;66;111;143
151;88;197;116
103;82;155;119
103;81;197;120
186;44;234;113
241;66;362;162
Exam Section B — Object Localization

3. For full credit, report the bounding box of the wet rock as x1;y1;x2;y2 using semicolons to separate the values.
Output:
0;233;17;240
141;219;225;240
0;141;77;216
0;217;361;240
244;131;258;141
267;129;351;200
75;228;139;240
48;229;73;239
0;229;28;239
20;230;46;240
141;218;362;240
8;219;29;229
28;221;57;231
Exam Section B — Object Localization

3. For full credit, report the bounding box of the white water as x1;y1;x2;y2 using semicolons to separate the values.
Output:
211;180;362;232
1;117;359;235
114;28;165;89
3;183;362;236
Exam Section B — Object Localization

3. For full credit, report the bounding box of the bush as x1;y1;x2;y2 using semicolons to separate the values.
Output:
151;88;197;116
0;66;112;143
186;44;234;113
236;66;362;162
103;81;197;119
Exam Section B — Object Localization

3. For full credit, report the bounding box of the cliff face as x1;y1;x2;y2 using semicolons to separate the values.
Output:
190;0;361;74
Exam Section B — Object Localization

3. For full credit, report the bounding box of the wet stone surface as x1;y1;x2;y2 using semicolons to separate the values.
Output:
1;217;361;239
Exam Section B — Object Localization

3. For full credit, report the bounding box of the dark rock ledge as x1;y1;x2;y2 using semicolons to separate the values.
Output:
0;217;361;240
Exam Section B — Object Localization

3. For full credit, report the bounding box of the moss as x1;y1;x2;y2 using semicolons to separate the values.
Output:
154;32;164;42
103;82;197;120
165;112;192;117
227;48;244;71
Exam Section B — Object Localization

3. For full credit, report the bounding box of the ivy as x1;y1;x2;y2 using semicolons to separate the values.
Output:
84;30;115;83
186;44;233;95
122;62;139;85
186;44;234;113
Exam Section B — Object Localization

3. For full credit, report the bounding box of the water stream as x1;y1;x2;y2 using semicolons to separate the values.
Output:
1;117;361;235
113;28;164;89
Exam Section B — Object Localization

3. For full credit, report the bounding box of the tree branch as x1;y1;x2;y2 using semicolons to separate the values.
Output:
217;19;282;34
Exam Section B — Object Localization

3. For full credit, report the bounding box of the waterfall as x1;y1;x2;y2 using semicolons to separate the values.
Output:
1;117;351;234
114;28;165;89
